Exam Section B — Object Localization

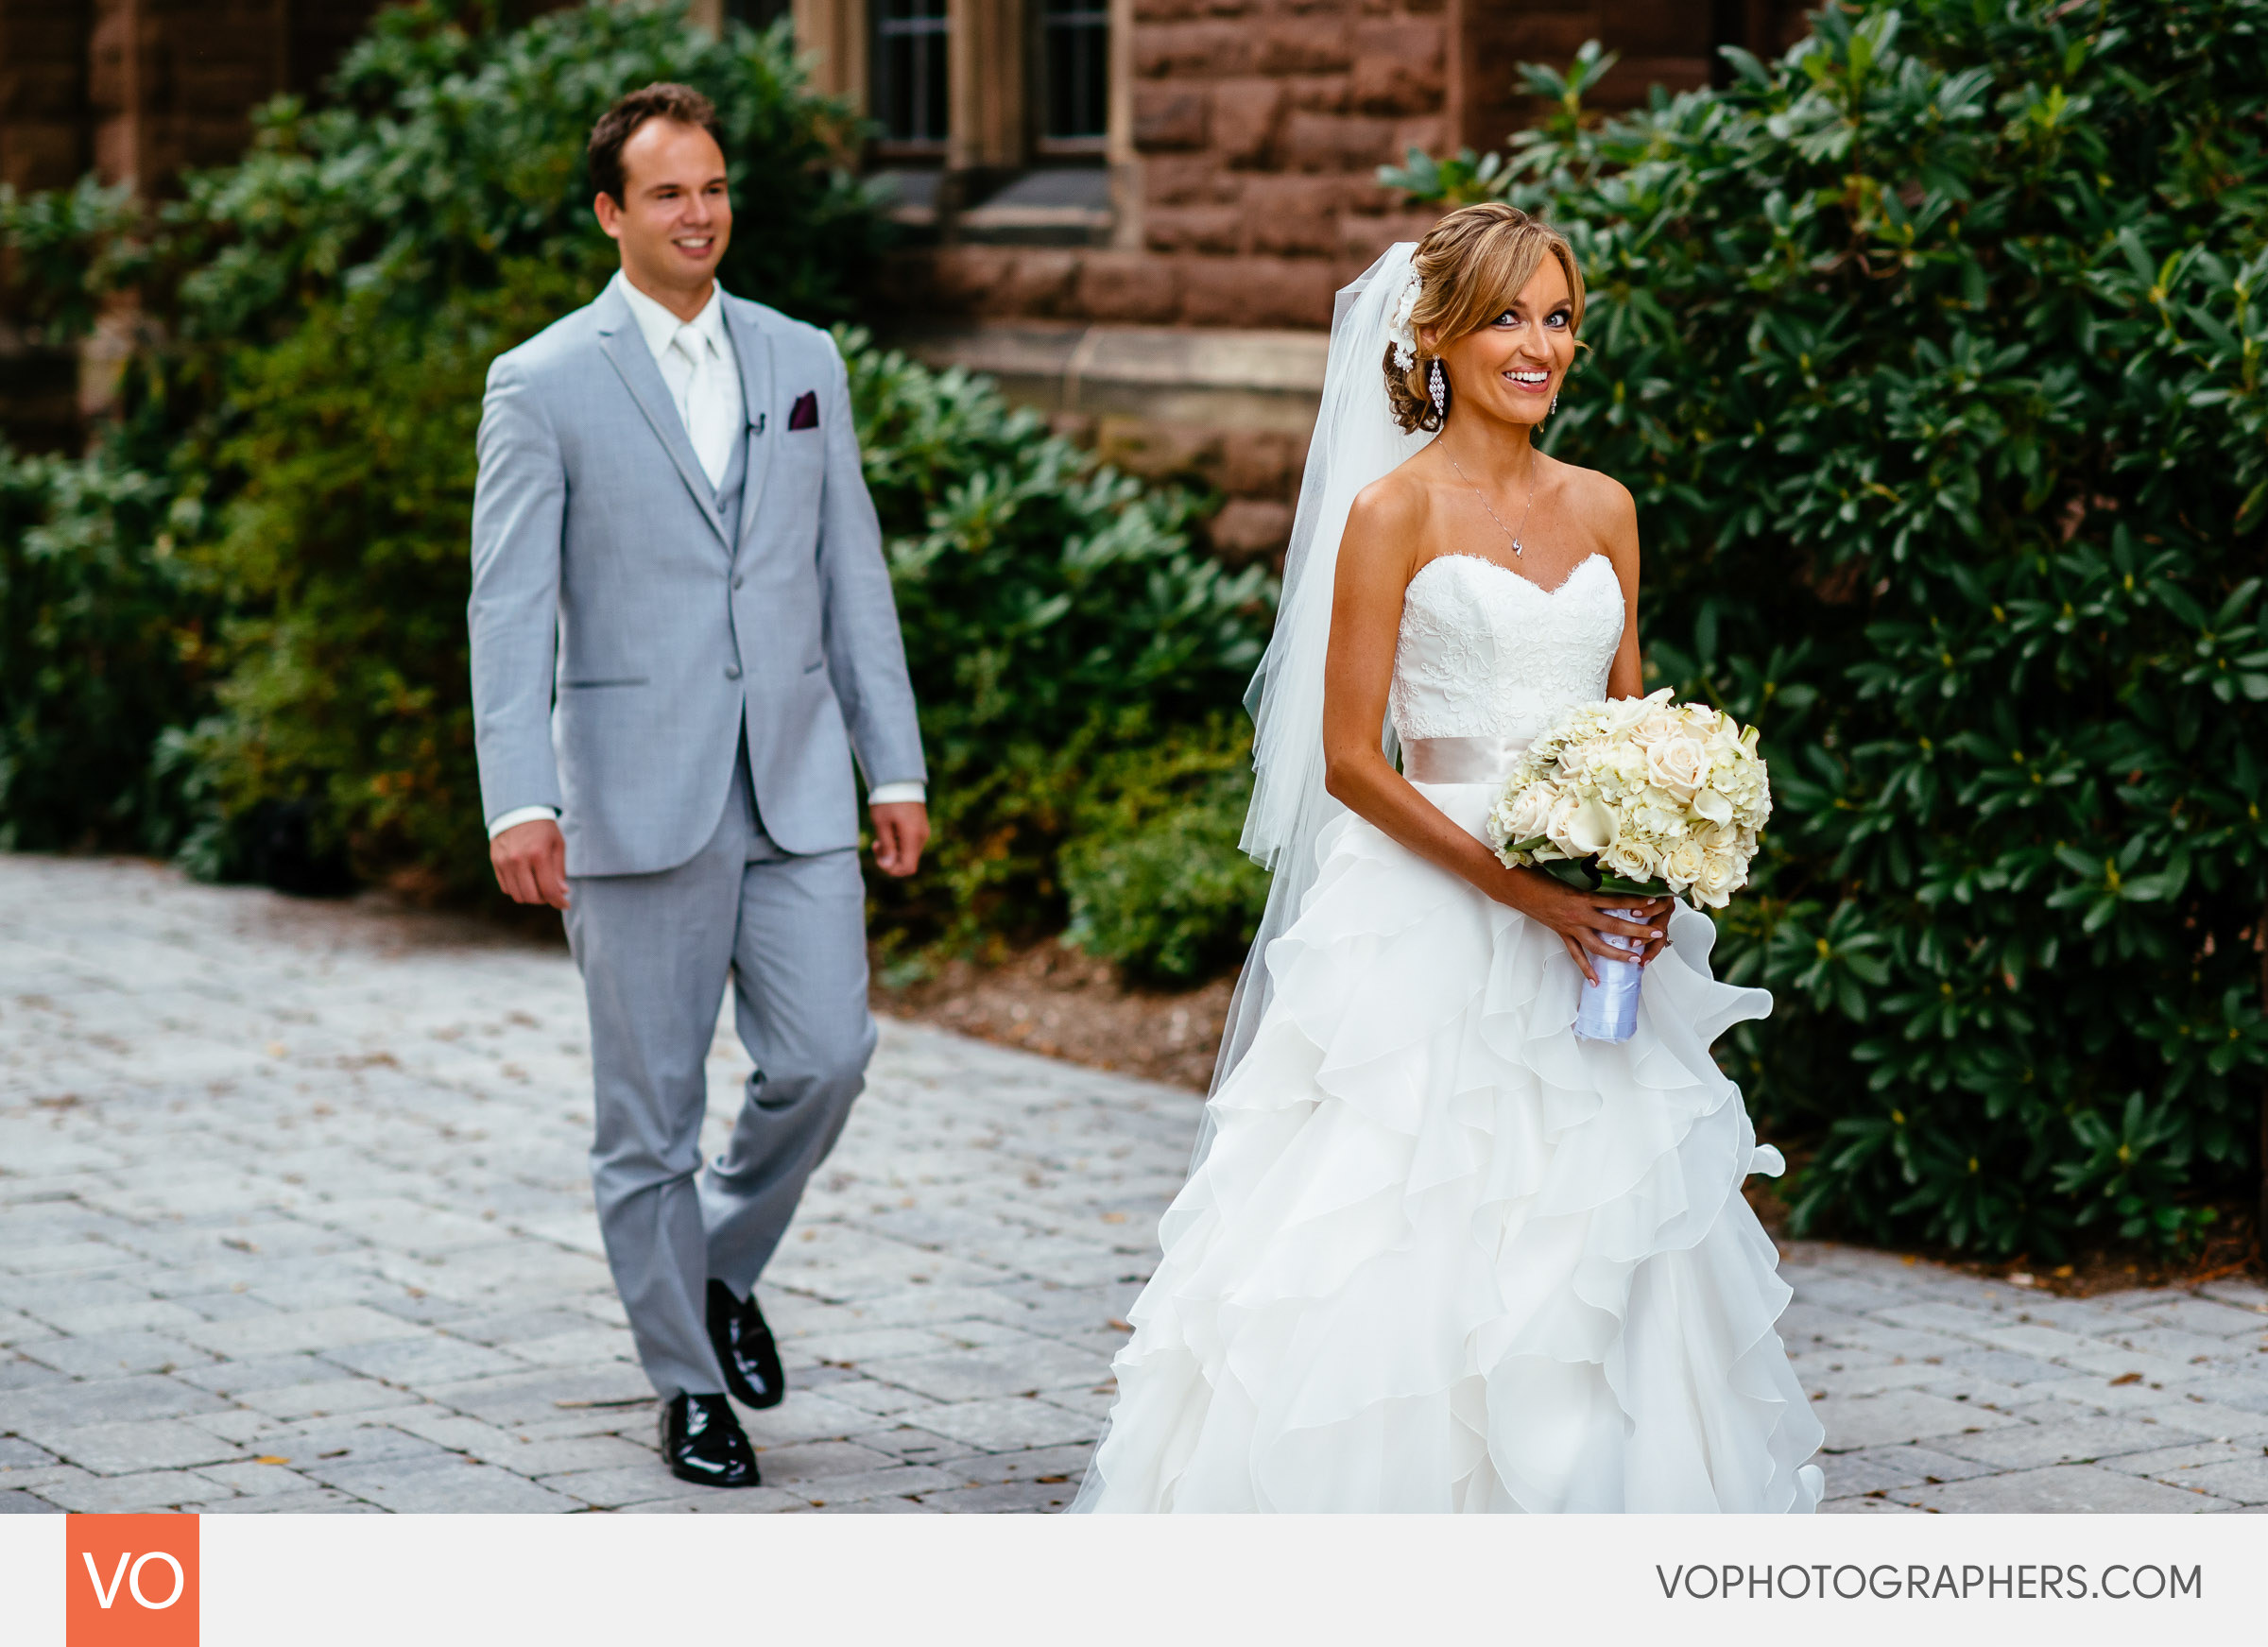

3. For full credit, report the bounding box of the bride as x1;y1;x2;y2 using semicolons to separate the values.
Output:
1072;204;1825;1513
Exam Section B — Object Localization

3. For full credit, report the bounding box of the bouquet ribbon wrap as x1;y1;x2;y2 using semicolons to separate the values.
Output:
1574;908;1647;1043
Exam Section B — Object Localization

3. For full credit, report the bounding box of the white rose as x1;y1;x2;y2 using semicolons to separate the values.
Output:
1503;780;1559;846
1633;709;1681;747
1644;734;1709;802
1663;840;1706;890
1692;787;1734;826
1606;837;1664;883
1693;849;1742;908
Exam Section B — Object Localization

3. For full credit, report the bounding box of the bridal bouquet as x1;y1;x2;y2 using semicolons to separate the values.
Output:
1483;689;1770;908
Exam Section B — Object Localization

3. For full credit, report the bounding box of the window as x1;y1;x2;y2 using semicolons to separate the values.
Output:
873;0;950;146
1038;0;1108;147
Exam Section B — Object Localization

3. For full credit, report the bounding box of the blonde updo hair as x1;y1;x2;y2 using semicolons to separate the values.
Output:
1383;203;1586;435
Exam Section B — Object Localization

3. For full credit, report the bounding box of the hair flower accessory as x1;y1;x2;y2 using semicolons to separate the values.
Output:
1386;266;1422;371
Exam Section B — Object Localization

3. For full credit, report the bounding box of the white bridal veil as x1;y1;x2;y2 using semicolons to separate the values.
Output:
1203;243;1433;1141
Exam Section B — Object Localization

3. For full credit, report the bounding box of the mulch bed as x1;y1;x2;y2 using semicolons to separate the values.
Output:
875;939;1234;1096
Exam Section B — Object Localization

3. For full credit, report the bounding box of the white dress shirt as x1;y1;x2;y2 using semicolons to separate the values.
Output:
486;272;922;839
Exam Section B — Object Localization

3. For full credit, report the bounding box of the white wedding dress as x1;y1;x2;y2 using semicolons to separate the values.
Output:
1074;550;1826;1513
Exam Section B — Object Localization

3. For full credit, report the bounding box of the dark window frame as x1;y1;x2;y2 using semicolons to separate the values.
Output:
1033;0;1109;156
872;0;951;153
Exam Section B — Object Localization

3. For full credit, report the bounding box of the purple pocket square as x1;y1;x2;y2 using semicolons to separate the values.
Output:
786;390;819;431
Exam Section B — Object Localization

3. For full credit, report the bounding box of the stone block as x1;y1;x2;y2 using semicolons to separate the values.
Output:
2172;1456;2268;1504
1210;78;1287;166
1206;498;1295;563
196;1459;324;1498
238;1377;421;1421
44;1418;241;1477
1816;1444;1995;1499
1813;1387;2021;1451
319;1332;525;1388
1895;1463;2230;1514
1220;429;1305;499
0;1373;225;1434
37;1468;235;1513
1136;21;1253;77
1256;18;1351;74
859;1334;1109;1403
1245;175;1348;257
1145;205;1246;255
541;1462;688;1508
911;1396;1100;1452
1003;250;1083;317
1281;110;1399;173
176;1304;421;1361
197;1488;379;1513
1134;86;1210;152
917;1479;1075;1512
1937;1415;2174;1470
1350;20;1444;114
19;1331;213;1381
318;1452;579;1513
1180;255;1336;327
789;1463;957;1507
1144;153;1244;206
0;1489;57;1513
1074;255;1184;325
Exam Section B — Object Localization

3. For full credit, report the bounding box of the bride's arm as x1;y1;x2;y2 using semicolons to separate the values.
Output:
1600;476;1645;700
1321;482;1667;979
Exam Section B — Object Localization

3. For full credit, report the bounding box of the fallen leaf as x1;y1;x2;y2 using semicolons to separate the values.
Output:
1106;1318;1134;1333
256;1455;290;1466
2108;1372;2143;1386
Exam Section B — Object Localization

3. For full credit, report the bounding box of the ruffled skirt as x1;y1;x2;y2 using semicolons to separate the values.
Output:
1074;781;1825;1513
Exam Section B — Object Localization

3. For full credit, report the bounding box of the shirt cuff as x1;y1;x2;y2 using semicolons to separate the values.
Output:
868;782;926;807
487;805;559;839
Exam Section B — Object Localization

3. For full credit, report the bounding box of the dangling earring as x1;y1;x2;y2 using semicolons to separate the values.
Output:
1428;359;1448;421
1550;392;1559;416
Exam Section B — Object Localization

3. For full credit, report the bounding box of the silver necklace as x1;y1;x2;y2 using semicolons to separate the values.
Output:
1446;452;1538;557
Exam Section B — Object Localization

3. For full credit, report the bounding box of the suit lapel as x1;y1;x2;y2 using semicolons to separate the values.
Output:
722;296;776;554
593;285;728;549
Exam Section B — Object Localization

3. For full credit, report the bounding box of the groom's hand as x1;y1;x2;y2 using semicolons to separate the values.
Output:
869;801;929;879
491;817;571;909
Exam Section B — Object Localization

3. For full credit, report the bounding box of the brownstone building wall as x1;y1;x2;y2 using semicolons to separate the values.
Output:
908;0;1807;333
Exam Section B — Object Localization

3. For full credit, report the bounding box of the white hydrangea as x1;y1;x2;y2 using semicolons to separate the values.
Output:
1483;687;1772;909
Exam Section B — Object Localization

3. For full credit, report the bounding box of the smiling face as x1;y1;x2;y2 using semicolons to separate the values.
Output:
593;116;731;316
1426;256;1578;431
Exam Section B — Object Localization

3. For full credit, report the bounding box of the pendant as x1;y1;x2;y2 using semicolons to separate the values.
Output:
1511;540;1524;556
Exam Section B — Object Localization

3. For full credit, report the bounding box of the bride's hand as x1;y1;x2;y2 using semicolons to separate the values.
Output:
1489;866;1671;986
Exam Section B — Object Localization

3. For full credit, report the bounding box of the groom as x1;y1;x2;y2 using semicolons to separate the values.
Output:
468;83;928;1488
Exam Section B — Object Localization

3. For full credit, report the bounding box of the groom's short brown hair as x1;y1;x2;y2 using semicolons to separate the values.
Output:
589;83;724;205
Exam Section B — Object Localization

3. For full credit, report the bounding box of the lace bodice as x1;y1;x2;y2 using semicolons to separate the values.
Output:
1389;553;1624;745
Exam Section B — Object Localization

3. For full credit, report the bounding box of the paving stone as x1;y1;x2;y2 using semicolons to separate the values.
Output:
539;1463;685;1508
0;1373;226;1433
1813;1388;2023;1451
917;1479;1078;1512
318;1333;525;1388
2169;1457;2268;1504
314;1453;579;1513
197;1487;379;1513
17;1330;214;1380
1817;1445;1996;1499
0;1489;57;1512
1893;1464;2231;1514
911;1396;1101;1452
35;1468;237;1513
43;1418;243;1476
1936;1416;2174;1470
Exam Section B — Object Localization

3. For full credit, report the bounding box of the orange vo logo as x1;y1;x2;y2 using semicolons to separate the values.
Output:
65;1516;198;1646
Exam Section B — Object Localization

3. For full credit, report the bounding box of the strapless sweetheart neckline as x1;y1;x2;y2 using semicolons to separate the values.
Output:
1409;549;1612;601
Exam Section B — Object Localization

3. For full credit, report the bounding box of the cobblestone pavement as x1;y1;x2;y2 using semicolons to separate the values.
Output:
3;856;2267;1515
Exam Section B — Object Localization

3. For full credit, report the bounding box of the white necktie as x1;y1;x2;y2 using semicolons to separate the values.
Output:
669;325;735;490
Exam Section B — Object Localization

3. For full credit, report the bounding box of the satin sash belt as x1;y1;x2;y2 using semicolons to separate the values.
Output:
1400;733;1532;785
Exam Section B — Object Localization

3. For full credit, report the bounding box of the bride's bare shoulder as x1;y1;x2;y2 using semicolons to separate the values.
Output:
1345;463;1435;551
1550;457;1636;524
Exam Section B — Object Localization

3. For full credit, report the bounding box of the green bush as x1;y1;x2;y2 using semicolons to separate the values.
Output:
850;336;1274;957
1060;715;1270;986
1389;1;2268;1255
0;445;210;853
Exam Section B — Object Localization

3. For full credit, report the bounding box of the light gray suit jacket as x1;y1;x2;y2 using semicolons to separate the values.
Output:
469;281;924;876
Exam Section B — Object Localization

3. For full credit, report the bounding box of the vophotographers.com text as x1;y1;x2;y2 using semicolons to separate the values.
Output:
1657;1563;2202;1602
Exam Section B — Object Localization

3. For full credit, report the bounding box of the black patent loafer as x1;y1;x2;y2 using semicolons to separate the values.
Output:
707;1278;787;1411
660;1391;760;1488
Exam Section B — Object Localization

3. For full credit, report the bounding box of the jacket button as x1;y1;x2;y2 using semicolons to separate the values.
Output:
724;664;742;680
731;575;744;590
